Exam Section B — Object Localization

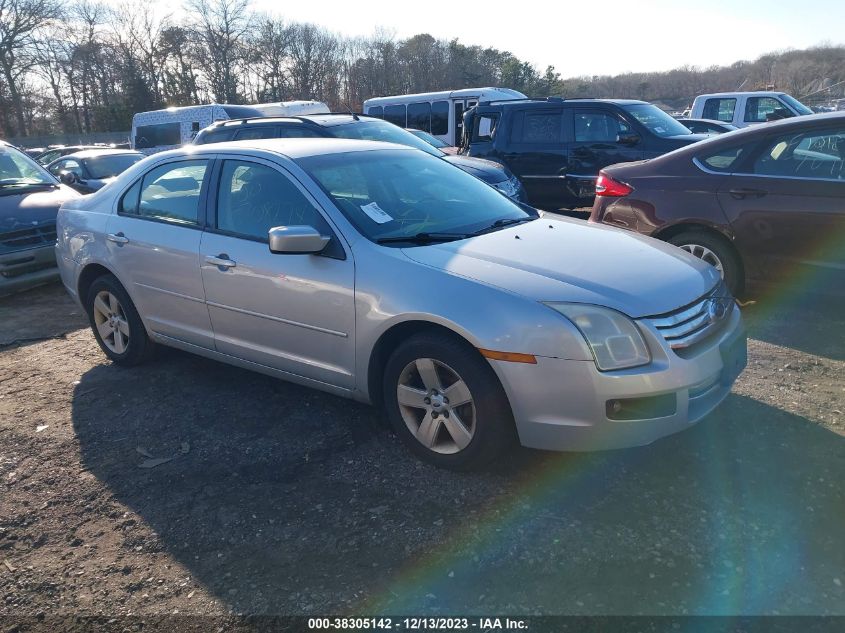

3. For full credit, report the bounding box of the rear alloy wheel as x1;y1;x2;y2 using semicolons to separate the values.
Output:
86;274;154;366
667;231;743;295
383;332;515;470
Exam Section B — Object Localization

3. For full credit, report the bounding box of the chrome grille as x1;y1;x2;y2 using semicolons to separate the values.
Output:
0;222;57;250
644;281;735;350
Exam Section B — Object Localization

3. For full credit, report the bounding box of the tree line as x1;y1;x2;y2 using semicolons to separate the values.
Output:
1;0;843;138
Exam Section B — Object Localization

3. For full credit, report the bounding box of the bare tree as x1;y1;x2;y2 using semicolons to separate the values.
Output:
0;0;60;134
187;0;252;103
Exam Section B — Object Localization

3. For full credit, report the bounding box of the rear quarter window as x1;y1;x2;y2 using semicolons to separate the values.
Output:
697;145;746;172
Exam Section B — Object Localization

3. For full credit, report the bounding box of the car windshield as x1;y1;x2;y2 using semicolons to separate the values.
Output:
780;94;814;116
83;154;143;179
327;120;444;157
299;149;533;244
0;145;55;186
623;104;693;137
408;129;448;148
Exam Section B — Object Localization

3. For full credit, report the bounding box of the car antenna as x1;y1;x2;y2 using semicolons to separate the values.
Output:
343;100;359;120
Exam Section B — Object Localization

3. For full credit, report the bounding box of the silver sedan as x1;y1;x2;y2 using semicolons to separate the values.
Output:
55;139;746;469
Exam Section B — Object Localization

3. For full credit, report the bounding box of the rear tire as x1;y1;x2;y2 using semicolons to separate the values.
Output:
667;230;744;295
85;274;155;366
382;332;516;470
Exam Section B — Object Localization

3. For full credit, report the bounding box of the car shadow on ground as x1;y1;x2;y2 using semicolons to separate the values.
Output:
70;351;845;616
0;282;87;349
742;271;845;361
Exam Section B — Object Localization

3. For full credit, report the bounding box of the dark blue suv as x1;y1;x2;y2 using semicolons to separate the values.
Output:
463;98;707;209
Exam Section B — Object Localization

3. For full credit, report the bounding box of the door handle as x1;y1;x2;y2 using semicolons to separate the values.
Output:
205;254;237;269
729;187;768;199
106;232;129;245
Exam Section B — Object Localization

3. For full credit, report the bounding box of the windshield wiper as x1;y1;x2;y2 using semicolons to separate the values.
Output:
469;216;535;236
376;231;471;245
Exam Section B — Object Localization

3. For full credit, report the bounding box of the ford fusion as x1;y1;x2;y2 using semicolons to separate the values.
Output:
55;139;746;469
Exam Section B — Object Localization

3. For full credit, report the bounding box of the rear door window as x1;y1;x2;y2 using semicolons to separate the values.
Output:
702;98;737;123
509;110;564;144
751;128;844;180
129;160;209;225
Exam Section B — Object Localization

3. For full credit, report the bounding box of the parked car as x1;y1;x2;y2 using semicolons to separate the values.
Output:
35;145;101;165
131;101;329;155
463;98;708;209
689;92;813;129
406;128;458;154
0;141;80;295
56;138;746;469
590;111;845;295
193;114;527;202
678;119;738;135
46;149;144;194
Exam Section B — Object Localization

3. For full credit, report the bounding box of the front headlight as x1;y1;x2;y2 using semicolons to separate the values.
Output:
545;303;651;371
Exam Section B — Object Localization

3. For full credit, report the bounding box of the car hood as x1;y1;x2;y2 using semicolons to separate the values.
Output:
442;155;510;183
0;184;79;232
401;217;721;318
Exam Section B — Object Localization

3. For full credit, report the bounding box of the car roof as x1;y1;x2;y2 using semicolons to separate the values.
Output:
165;137;413;161
682;118;734;125
696;91;786;98
57;149;142;160
481;98;650;108
204;113;374;130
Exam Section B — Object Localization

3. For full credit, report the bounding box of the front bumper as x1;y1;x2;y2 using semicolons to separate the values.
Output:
0;244;60;296
493;305;746;451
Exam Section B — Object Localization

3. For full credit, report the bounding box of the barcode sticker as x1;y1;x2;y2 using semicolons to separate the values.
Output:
360;202;393;224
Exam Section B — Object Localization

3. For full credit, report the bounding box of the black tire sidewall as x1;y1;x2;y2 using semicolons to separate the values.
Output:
382;332;515;470
86;274;152;366
668;231;743;295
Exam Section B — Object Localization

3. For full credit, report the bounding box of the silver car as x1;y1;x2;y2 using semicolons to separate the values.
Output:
55;139;747;470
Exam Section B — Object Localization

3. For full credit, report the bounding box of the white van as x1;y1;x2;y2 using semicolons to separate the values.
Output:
131;101;330;154
689;91;813;129
363;87;526;146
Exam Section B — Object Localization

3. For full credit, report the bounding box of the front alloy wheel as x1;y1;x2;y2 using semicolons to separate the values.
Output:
397;358;475;454
382;332;516;470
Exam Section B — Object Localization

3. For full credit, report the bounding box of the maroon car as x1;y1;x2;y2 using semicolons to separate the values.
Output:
590;112;845;294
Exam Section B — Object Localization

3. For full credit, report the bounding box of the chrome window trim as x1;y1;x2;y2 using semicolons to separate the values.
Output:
693;156;845;183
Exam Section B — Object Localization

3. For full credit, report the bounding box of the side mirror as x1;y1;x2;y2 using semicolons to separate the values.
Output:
617;132;641;146
59;171;77;185
268;225;330;254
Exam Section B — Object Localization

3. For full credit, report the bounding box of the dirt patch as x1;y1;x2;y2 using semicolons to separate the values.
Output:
0;281;843;624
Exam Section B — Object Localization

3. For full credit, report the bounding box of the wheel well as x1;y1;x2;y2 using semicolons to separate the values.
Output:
367;321;477;407
653;223;745;273
77;263;113;304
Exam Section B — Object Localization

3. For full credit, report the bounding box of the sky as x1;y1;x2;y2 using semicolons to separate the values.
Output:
246;0;845;77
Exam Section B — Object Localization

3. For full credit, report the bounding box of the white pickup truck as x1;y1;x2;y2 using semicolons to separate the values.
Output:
689;91;813;128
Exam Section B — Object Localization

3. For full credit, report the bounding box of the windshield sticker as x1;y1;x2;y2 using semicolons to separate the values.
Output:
360;202;393;224
654;126;665;134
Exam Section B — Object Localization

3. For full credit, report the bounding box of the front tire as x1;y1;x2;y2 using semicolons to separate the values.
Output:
382;332;515;470
85;274;154;366
667;230;744;295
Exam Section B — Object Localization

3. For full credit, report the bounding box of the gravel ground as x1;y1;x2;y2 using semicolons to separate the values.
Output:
0;277;843;625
